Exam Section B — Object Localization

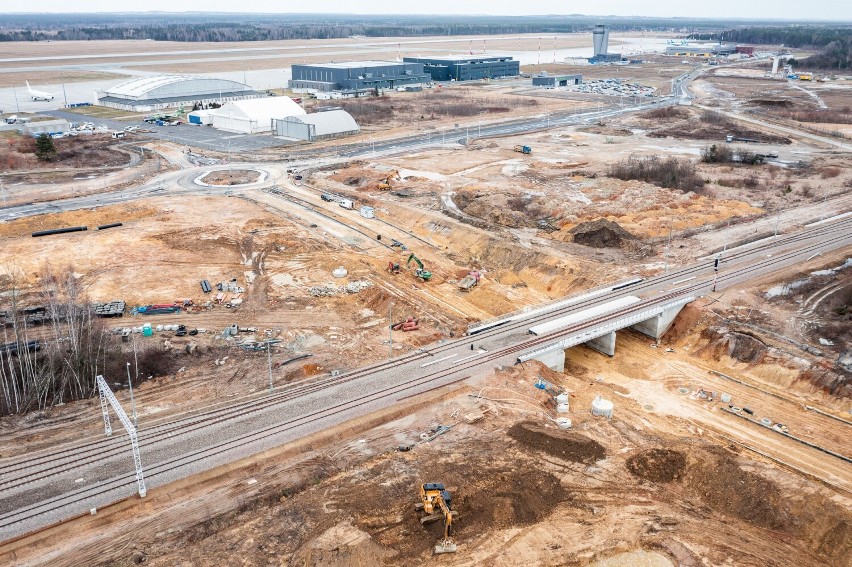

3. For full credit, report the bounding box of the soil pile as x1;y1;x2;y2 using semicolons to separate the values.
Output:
699;328;768;364
626;449;686;483
292;520;392;567
684;446;788;530
570;219;638;248
508;422;606;463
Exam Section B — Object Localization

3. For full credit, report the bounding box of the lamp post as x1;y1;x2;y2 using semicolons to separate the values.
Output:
267;341;273;393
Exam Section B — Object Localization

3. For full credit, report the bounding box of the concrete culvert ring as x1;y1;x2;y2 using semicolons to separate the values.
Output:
626;448;687;483
194;168;267;187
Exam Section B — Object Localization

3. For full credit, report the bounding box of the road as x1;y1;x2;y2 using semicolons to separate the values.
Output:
1;215;849;542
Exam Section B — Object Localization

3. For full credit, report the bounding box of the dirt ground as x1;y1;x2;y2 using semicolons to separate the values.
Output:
3;304;850;566
200;169;260;186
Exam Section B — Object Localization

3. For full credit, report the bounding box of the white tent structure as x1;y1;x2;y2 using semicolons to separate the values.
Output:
211;97;306;134
273;109;360;141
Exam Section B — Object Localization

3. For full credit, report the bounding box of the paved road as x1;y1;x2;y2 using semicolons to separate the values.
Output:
1;217;849;542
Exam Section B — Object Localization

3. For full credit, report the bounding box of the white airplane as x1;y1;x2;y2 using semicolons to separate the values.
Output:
26;81;55;101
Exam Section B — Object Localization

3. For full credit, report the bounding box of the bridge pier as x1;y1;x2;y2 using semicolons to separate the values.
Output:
530;349;565;372
630;304;685;340
584;331;616;356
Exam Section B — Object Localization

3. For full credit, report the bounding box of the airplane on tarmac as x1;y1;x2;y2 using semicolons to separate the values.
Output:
26;81;55;101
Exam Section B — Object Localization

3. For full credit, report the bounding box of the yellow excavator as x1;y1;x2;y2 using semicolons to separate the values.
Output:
416;482;458;554
378;170;400;190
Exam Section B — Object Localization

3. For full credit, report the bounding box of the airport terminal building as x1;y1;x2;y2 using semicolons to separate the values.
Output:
403;56;519;81
289;61;431;92
96;75;263;111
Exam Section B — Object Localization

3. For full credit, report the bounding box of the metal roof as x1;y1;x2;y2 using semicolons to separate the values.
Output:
104;74;251;98
300;60;411;69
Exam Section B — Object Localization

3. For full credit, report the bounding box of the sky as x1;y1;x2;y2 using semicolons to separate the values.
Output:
6;1;852;21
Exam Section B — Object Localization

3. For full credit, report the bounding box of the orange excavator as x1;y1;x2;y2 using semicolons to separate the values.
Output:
378;170;400;190
416;483;458;554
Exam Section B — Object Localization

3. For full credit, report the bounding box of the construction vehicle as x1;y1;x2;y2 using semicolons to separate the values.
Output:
416;483;458;554
378;170;400;190
387;261;401;274
725;134;761;144
513;145;532;154
407;254;432;281
458;271;480;291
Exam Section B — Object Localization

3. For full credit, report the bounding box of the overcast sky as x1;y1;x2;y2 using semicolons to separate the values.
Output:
6;1;852;21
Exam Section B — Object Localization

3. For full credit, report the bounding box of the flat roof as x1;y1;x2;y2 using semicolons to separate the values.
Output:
406;55;515;63
298;60;412;69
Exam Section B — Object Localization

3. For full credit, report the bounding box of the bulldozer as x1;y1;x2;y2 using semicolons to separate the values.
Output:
416;483;458;554
378;170;400;190
407;254;432;281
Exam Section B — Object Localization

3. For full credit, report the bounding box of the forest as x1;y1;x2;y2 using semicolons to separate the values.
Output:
0;13;828;43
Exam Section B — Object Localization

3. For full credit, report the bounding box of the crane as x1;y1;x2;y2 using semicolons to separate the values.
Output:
416;483;458;554
406;254;432;281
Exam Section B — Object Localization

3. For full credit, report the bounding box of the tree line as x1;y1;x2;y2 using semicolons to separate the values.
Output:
0;265;169;417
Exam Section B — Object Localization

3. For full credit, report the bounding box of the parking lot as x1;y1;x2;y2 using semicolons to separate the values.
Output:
47;109;294;152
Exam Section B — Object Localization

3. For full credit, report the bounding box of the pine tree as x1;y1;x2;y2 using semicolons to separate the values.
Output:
34;133;57;161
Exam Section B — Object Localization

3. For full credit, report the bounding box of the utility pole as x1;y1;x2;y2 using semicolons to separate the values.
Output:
267;341;273;393
819;195;827;223
12;86;19;113
774;211;781;238
126;362;137;428
61;73;68;108
388;302;394;359
664;222;673;273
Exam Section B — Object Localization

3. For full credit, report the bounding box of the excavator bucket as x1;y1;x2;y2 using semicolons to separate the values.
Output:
434;540;457;554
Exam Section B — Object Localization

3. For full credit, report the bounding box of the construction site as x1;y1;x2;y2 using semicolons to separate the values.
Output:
0;22;850;567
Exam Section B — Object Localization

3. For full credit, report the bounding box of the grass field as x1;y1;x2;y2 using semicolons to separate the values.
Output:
0;71;126;89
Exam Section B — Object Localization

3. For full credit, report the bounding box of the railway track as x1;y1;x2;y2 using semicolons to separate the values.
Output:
0;220;849;539
1;222;848;489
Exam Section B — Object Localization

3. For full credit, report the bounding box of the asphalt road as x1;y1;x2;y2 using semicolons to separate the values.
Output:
1;216;849;542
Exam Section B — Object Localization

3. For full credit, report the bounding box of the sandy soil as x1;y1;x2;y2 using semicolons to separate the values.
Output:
3;305;849;566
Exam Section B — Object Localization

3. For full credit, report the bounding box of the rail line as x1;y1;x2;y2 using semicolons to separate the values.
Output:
1;224;849;536
1;224;848;494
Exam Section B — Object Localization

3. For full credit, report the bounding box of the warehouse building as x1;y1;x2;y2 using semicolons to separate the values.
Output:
96;75;263;112
403;56;519;81
210;97;306;134
665;44;737;57
289;61;431;92
273;108;360;141
532;73;583;88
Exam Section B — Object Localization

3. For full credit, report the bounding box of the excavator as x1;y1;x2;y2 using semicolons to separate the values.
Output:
406;254;432;281
378;170;400;190
416;483;458;554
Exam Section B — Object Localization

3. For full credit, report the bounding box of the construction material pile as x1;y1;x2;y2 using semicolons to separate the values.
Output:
310;280;374;297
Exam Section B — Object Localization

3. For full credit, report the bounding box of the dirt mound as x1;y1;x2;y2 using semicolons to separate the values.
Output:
569;219;638;248
458;467;568;532
508;422;606;463
748;98;794;108
626;449;686;483
293;520;392;567
699;328;768;364
684;447;788;530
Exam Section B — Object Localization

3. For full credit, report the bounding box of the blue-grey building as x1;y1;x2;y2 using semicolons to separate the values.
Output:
532;73;583;88
289;61;431;92
403;56;519;82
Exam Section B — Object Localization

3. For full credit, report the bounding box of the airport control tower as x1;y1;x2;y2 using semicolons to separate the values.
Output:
590;24;622;63
592;25;610;57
